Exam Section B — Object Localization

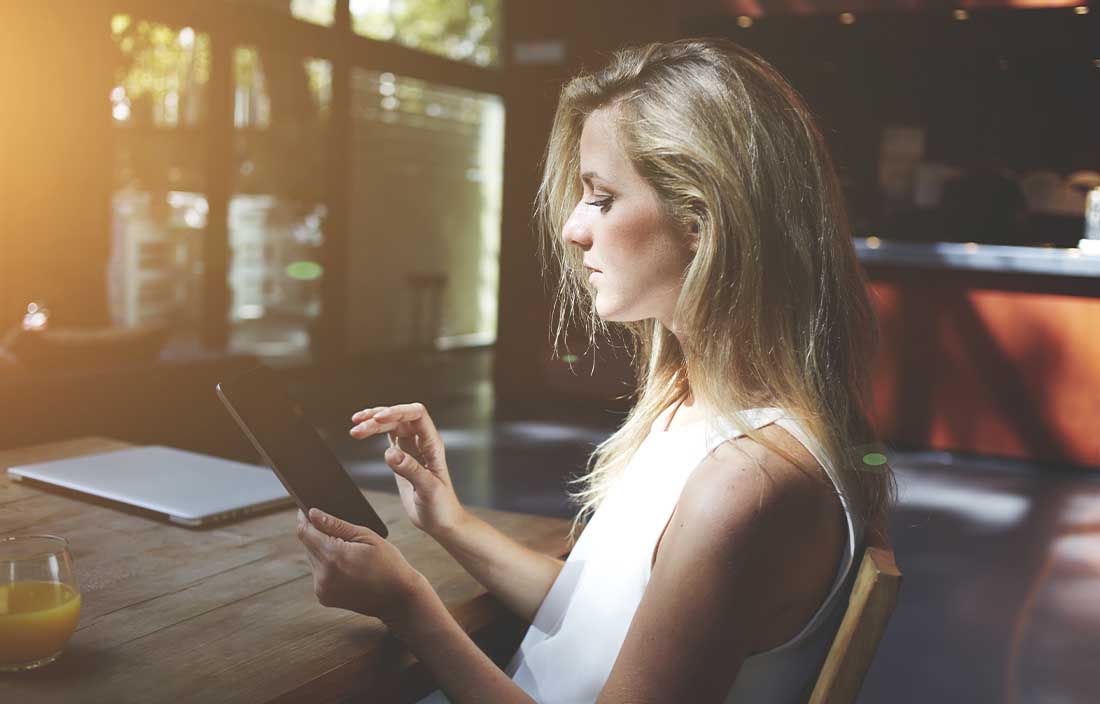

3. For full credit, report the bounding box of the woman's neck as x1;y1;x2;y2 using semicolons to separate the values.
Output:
662;392;701;431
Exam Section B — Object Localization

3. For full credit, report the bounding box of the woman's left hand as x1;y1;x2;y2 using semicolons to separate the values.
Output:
296;508;428;626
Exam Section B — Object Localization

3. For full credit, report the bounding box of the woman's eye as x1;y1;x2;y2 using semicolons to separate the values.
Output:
584;196;613;213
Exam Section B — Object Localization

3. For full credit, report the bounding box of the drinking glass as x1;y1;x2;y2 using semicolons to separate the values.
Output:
0;535;82;671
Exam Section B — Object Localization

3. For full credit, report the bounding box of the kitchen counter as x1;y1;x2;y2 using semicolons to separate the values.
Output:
854;237;1100;278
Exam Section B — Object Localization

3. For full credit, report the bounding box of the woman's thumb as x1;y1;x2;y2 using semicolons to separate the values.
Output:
308;508;374;542
385;446;431;490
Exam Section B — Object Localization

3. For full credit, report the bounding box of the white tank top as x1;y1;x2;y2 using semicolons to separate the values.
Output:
502;407;866;703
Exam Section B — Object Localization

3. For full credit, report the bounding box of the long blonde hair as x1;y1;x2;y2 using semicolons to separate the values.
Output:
539;39;895;544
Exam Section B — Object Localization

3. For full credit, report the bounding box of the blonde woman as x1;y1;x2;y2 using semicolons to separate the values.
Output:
296;38;895;703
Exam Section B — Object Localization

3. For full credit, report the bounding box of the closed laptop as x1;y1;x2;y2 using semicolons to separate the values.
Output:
6;446;292;527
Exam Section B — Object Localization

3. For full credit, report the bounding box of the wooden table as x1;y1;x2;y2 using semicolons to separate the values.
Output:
0;438;572;703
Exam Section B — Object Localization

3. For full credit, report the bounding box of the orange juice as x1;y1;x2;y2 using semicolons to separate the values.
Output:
0;581;81;666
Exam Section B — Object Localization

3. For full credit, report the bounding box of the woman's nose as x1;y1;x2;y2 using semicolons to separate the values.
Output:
561;204;592;249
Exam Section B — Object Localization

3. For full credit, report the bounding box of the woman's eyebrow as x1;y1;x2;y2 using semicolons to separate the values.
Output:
581;171;611;186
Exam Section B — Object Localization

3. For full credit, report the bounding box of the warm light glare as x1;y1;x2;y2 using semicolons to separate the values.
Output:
24;313;48;330
184;209;204;228
1074;5;1089;14
237;304;265;320
866;236;882;249
839;12;856;24
23;303;50;331
110;14;130;35
290;0;336;25
736;16;754;28
953;9;970;20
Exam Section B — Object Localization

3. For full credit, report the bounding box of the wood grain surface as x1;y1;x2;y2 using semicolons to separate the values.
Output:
808;547;902;704
0;438;571;703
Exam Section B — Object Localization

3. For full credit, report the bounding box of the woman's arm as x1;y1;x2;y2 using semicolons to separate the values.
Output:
297;508;538;703
391;576;537;704
598;430;843;702
298;426;837;703
391;428;839;704
350;402;564;623
433;512;564;624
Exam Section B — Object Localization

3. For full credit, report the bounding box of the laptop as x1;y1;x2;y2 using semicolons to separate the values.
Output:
6;446;292;527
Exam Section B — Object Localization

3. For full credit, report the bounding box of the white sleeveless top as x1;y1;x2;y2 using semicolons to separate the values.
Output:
419;407;864;704
506;407;864;703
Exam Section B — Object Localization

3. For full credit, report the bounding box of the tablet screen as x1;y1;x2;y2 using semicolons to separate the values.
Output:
216;365;388;538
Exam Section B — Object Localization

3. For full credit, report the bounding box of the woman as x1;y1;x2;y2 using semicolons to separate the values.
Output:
296;38;895;703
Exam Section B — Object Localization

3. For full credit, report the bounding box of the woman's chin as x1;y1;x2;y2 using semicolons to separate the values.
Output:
595;300;637;323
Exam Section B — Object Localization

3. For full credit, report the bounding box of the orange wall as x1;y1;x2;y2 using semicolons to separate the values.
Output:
867;271;1100;468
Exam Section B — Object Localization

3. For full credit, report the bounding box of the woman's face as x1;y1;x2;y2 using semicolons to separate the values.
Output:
562;108;695;329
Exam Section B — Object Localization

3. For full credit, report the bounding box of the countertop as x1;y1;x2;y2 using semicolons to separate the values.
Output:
854;237;1100;278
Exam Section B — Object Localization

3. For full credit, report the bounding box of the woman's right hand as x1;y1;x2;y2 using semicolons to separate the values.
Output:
349;402;466;538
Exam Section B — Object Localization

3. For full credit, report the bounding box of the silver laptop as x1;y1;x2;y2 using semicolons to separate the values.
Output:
6;446;292;527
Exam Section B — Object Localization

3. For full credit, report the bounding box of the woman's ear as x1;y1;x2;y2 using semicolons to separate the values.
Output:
688;221;700;253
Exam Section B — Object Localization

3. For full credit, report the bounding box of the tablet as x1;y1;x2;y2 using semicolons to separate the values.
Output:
216;365;389;538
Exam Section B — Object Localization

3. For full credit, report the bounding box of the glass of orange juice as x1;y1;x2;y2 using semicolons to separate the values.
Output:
0;535;82;671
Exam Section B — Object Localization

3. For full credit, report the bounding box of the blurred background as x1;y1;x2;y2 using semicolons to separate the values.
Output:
2;1;1099;701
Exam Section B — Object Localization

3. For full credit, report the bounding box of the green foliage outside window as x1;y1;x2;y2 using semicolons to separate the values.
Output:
110;14;210;127
351;0;500;67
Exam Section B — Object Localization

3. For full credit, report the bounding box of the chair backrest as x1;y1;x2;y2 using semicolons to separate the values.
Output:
808;546;902;704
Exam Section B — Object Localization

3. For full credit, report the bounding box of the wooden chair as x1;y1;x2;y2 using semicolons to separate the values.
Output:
808;546;902;704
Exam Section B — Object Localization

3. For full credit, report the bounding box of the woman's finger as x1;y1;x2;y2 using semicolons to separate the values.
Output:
373;403;438;435
302;542;322;573
372;403;443;461
297;515;337;560
351;406;388;423
349;417;409;439
308;508;378;544
392;469;415;497
385;444;437;490
373;402;427;419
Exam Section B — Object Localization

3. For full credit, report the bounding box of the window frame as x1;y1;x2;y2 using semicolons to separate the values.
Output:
108;0;509;358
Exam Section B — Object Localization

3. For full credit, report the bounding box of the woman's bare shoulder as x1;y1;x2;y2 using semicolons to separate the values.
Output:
674;423;846;651
684;423;836;523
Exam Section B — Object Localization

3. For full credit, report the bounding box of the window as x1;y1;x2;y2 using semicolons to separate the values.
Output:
109;16;210;337
229;0;337;26
101;2;505;363
229;47;332;359
351;0;500;67
348;69;504;352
